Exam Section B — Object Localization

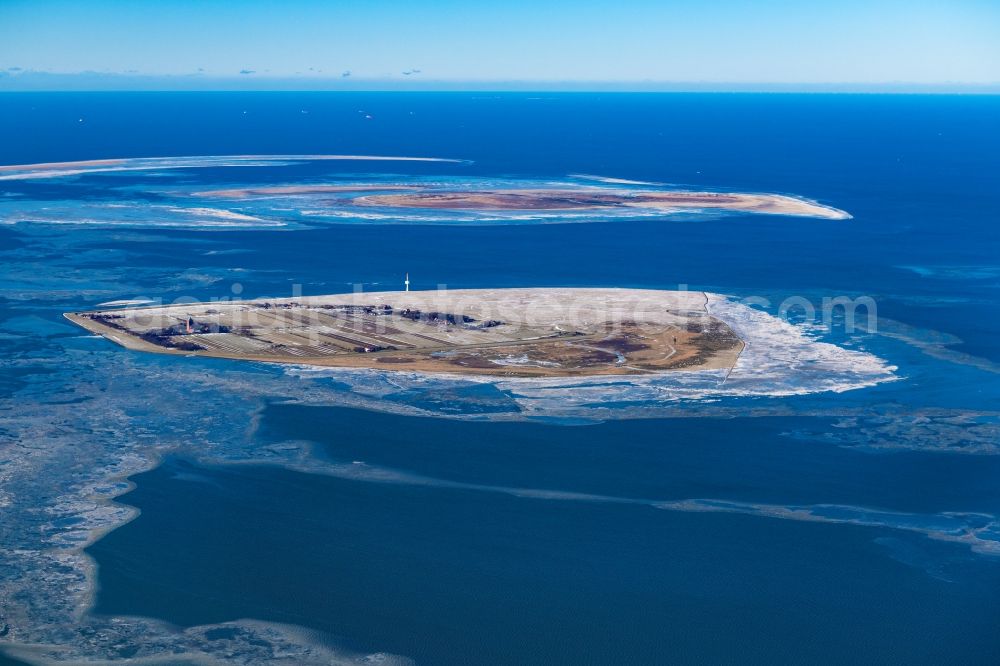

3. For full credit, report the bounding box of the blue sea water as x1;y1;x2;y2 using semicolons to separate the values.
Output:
1;92;999;664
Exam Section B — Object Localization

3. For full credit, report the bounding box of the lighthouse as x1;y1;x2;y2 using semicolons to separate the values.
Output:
405;273;410;292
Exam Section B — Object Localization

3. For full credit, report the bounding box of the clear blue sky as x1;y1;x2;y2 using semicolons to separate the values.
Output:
1;0;998;89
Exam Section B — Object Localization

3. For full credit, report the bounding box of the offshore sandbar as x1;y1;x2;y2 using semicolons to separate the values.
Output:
0;154;468;181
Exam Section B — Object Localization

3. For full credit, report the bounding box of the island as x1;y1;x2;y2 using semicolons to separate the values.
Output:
0;156;850;225
65;288;745;378
349;189;849;219
196;185;849;220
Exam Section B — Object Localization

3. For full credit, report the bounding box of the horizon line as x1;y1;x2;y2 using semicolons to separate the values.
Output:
2;72;1000;95
2;85;999;95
